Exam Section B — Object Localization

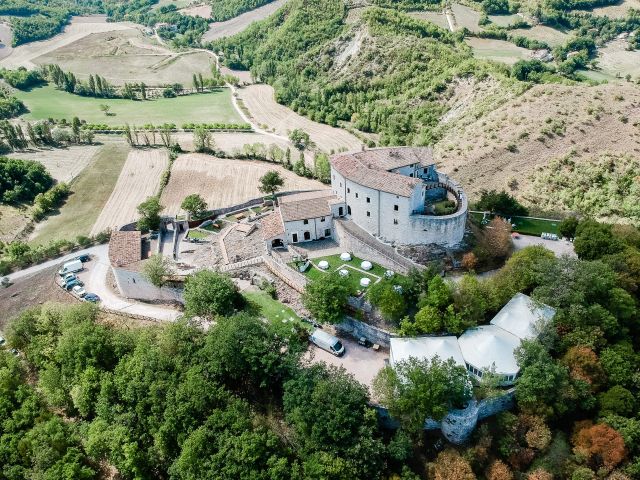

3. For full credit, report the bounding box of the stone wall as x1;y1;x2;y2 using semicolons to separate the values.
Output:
263;255;308;293
336;315;392;348
334;219;421;274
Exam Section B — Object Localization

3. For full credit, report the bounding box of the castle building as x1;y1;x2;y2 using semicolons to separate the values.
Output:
262;147;467;250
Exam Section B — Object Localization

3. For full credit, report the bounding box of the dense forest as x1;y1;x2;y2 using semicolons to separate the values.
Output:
0;156;54;203
208;0;274;21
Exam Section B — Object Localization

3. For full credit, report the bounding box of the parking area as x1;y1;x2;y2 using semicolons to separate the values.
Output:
513;234;576;257
306;336;389;392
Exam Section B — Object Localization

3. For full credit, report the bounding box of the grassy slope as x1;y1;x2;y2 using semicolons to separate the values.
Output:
30;141;130;245
15;85;243;125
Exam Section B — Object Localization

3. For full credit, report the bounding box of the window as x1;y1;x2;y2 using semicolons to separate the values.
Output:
347;206;351;215
409;173;413;177
393;219;398;225
303;219;309;225
292;233;298;243
340;182;342;187
366;211;370;217
394;204;398;211
304;231;311;241
338;207;344;216
325;229;331;237
366;197;370;203
320;217;325;222
355;193;359;198
347;188;350;193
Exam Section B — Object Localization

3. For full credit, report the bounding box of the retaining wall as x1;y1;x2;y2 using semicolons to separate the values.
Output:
264;255;308;293
336;315;392;348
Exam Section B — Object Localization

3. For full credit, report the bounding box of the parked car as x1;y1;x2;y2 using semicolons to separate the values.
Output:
64;278;83;290
75;254;91;262
83;293;100;303
62;273;77;283
309;329;345;357
59;259;83;276
10;348;19;357
72;285;87;298
0;336;5;347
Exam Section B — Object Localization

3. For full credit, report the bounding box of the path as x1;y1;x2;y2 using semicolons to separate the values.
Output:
444;8;456;32
219;256;264;272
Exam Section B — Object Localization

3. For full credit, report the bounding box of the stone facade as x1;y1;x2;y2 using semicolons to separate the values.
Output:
337;316;392;348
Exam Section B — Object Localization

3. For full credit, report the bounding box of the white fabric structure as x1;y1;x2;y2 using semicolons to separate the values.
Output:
457;325;521;381
339;269;349;277
340;252;352;261
390;336;465;368
318;260;329;270
490;292;556;340
384;270;395;278
360;277;371;287
361;261;373;271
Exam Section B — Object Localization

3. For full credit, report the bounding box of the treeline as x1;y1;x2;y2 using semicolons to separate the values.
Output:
0;90;25;120
0;0;102;46
214;2;501;145
208;0;274;21
44;64;116;98
0;156;53;204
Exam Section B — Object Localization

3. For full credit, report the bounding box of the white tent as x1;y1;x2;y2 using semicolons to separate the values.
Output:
457;325;521;381
490;292;556;340
390;336;465;368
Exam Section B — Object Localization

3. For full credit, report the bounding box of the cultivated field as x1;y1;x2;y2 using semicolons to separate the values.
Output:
407;11;450;30
32;28;216;86
238;84;362;153
173;131;290;153
91;149;169;235
466;38;532;65
595;39;640;78
435;83;640;205
0;22;12;60
488;13;522;27
160;153;323;215
8;144;100;183
511;25;569;47
15;85;243;125
203;0;289;41
30;141;130;244
591;0;640;18
451;3;482;32
179;4;213;17
0;16;133;70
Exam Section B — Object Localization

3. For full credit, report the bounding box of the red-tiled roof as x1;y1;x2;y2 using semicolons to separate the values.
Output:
108;231;142;267
330;154;421;197
261;212;285;240
351;146;433;171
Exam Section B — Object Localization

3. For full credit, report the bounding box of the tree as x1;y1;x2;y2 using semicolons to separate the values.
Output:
561;346;606;392
99;104;111;116
574;220;624;260
136;196;163;232
461;252;478;271
373;356;471;433
598;386;636;417
486;459;513;480
302;272;350;324
180;194;207;219
193;126;213;153
183;270;242;319
572;422;627;470
559;216;579;239
288;128;313;151
475;189;528;216
314;152;331;183
482;217;512;259
432;449;476;480
258;170;285;201
142;254;174;287
527;469;553;480
366;280;407;323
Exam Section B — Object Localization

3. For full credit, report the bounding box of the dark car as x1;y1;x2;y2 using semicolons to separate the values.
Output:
83;293;101;303
64;278;83;290
75;254;91;262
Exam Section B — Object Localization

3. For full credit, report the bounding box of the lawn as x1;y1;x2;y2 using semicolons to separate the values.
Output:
15;84;243;126
243;290;312;337
30;142;130;245
294;254;394;295
186;229;211;240
471;212;560;236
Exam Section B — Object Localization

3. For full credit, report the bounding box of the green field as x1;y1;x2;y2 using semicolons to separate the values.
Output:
15;85;243;126
243;290;311;337
471;212;560;236
30;142;130;245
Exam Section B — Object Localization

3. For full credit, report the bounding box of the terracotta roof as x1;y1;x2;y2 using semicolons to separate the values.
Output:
108;231;142;267
330;154;421;197
279;190;336;222
351;146;434;171
261;212;285;240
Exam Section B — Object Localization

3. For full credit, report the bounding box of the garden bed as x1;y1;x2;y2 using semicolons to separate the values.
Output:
471;212;560;236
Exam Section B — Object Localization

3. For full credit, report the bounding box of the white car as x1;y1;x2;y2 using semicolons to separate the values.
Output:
72;285;87;298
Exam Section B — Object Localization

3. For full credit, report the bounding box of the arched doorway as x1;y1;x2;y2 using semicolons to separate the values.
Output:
303;231;311;241
271;239;284;248
347;205;352;215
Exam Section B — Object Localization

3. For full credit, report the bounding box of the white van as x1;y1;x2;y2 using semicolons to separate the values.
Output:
58;259;83;276
310;329;345;357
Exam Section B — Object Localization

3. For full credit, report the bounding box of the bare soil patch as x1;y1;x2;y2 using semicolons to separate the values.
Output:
179;4;213;18
0;16;133;69
238;84;362;153
203;0;289;41
511;25;569;47
435;83;640;206
407;11;450;29
0;204;30;244
590;0;640;18
160;153;323;215
32;29;216;86
173;131;290;153
451;3;482;32
0;22;13;61
0;266;75;329
595;39;640;78
8;144;100;183
91;148;169;235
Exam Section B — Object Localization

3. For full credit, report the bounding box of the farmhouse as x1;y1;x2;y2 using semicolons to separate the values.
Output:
388;293;556;386
262;147;467;250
